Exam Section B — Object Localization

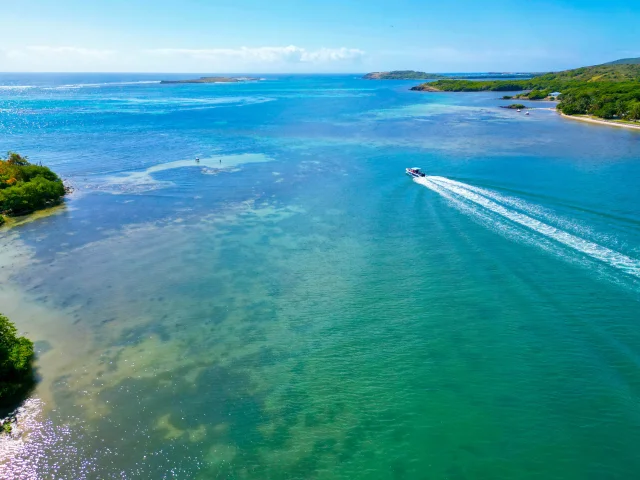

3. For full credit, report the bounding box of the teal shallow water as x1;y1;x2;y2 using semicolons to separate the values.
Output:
1;74;640;479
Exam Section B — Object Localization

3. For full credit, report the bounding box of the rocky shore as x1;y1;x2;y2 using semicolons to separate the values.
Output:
409;84;442;92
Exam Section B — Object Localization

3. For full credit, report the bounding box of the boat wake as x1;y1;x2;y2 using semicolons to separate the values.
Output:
415;176;640;280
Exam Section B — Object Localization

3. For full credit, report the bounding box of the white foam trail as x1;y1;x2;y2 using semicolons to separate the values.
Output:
433;177;600;239
416;176;640;278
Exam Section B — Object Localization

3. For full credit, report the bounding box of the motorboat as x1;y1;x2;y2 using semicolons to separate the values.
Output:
406;167;426;178
525;111;530;116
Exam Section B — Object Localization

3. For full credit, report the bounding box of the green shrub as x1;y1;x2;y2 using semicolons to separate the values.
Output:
594;103;617;119
628;100;640;120
559;103;582;115
5;152;29;166
0;314;35;410
0;153;65;216
527;90;548;100
0;176;65;215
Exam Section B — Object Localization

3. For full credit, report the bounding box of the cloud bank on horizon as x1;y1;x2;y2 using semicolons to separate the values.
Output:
0;45;366;73
2;43;639;74
1;0;639;73
149;46;365;63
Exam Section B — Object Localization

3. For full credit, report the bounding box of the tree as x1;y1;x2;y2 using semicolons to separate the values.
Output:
0;314;35;410
527;90;547;100
0;153;65;216
0;176;65;215
560;103;581;115
627;100;640;120
4;152;30;167
594;103;617;119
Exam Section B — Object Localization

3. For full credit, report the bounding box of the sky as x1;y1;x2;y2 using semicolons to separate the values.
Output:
1;0;639;73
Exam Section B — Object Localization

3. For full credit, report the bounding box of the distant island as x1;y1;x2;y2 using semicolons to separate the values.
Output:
160;76;260;84
364;71;535;80
363;70;445;80
410;59;640;123
0;152;67;226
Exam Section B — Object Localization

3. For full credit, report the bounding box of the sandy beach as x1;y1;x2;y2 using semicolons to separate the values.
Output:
560;113;640;130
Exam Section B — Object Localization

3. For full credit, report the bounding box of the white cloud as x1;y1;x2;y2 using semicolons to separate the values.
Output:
301;47;365;62
26;46;115;57
148;45;365;64
0;44;365;72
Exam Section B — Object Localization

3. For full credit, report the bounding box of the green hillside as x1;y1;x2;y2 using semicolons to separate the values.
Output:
411;63;640;121
412;63;640;90
539;63;640;82
602;57;640;66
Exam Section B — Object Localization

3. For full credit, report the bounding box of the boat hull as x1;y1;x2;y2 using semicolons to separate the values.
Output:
406;168;426;178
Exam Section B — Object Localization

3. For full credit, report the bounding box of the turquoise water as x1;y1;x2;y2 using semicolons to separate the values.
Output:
1;73;640;479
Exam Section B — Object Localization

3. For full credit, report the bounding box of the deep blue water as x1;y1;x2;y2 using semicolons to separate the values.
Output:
1;73;640;479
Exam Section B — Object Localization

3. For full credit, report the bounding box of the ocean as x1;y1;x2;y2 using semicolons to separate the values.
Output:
1;73;640;479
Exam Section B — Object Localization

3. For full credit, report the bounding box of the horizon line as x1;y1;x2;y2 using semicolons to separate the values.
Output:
0;70;548;75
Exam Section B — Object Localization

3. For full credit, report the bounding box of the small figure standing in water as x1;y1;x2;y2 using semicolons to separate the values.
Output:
195;157;200;163
219;158;221;164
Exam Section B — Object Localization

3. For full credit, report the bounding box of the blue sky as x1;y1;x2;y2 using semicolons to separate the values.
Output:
1;0;639;72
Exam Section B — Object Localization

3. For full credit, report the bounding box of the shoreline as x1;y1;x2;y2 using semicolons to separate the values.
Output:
560;113;640;130
0;203;68;230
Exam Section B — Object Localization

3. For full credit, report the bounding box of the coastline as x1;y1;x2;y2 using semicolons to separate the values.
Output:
560;113;640;130
0;204;68;230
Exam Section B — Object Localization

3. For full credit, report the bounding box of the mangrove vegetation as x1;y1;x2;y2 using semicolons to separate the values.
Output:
0;314;35;412
0;152;66;223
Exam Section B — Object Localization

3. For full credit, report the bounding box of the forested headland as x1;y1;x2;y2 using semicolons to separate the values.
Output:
0;152;66;225
410;61;640;121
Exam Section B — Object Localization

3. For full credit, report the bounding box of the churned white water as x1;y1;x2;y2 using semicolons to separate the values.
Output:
416;176;640;279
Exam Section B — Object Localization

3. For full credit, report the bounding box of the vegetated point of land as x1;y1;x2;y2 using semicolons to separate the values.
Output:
410;59;640;122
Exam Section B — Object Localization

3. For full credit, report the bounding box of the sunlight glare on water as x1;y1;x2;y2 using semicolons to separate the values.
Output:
1;73;640;479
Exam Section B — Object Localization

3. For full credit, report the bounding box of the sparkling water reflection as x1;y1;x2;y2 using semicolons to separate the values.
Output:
1;73;640;479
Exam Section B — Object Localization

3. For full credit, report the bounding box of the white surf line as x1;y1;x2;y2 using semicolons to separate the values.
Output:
416;176;640;278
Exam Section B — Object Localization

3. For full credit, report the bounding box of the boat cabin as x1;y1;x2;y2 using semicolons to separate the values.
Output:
406;167;426;178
